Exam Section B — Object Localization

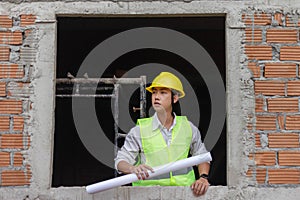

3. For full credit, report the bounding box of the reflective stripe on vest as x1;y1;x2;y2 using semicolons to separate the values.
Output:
132;116;195;186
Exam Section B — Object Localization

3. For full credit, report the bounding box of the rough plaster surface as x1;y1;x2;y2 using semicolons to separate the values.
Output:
0;0;300;199
1;186;300;200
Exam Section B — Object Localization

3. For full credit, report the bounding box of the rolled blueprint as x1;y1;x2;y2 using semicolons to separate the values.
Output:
86;152;212;194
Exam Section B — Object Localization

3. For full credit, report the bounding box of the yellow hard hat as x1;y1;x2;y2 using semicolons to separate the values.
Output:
146;72;185;98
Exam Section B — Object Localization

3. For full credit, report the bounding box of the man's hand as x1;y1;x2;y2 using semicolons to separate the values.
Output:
129;164;154;180
190;177;209;196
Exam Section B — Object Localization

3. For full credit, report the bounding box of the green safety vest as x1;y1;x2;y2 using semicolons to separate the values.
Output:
132;116;195;186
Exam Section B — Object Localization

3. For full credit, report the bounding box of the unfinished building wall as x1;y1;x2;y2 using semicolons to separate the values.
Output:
0;14;35;186
243;11;300;185
0;0;300;199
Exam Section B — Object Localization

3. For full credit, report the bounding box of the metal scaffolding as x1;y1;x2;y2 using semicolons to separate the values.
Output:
56;76;147;177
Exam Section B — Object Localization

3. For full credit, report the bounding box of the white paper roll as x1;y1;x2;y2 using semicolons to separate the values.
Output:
86;152;212;194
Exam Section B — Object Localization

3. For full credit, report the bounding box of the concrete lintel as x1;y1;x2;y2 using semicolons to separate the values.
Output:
2;1;300;19
0;1;243;20
2;1;300;27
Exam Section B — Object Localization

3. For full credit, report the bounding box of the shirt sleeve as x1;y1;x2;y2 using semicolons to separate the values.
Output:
189;121;209;157
114;126;142;171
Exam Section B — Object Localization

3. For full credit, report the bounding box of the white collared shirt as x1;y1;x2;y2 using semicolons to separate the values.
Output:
114;112;209;171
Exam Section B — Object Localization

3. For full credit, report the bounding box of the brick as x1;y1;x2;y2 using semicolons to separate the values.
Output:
256;98;264;112
255;133;261;147
26;164;31;181
0;47;10;61
256;115;277;130
245;45;273;60
280;46;300;61
0;152;10;167
286;115;300;130
248;62;260;78
264;63;296;78
267;29;298;43
254;151;276;166
279;151;300;166
24;30;32;38
13;152;23;166
0;31;22;45
0;64;24;79
1;170;30;186
0;82;6;96
269;133;299;148
247;122;253;132
278;115;284;130
7;82;33;97
247;115;254;132
268;168;300;184
245;29;262;43
13;116;24;131
0;100;22;114
20;47;36;64
246;168;253;177
20;15;36;27
242;13;272;26
287;81;300;96
267;98;299;112
254;81;285;96
26;135;30;149
23;30;38;47
0;15;12;28
0;116;9;131
0;134;23;149
256;168;266;184
286;15;300;27
274;13;283;26
248;153;254;161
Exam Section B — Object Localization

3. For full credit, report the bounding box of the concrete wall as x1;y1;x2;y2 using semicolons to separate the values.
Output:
0;0;300;199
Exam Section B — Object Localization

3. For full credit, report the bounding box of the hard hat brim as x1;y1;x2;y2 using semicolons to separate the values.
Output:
146;84;185;98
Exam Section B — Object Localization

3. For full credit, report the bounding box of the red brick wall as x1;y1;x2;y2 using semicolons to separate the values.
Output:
0;14;35;187
244;12;300;185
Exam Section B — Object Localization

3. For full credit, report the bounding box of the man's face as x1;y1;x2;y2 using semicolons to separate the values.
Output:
151;87;176;113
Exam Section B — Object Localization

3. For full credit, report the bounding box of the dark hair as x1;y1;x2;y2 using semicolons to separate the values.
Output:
171;91;181;116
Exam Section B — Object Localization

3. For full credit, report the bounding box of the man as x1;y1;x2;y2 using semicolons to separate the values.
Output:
115;72;210;196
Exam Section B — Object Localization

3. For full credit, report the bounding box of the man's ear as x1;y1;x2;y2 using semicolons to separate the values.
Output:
173;94;179;104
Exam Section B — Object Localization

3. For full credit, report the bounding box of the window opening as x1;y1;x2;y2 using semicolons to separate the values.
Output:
53;16;226;187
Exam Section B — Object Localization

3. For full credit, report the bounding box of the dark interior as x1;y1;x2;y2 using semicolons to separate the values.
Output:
52;16;226;187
